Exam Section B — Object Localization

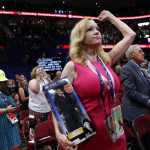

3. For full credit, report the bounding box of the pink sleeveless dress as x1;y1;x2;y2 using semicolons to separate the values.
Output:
72;60;127;150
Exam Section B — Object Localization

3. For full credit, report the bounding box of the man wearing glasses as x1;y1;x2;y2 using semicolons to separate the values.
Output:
121;44;150;123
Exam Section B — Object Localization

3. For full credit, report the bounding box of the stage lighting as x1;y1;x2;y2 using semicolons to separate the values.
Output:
2;5;5;9
138;22;149;27
1;0;7;10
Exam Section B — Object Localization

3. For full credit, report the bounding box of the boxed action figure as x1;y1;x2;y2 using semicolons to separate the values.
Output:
43;77;96;145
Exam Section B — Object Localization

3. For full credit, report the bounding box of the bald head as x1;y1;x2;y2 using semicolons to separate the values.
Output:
56;71;62;77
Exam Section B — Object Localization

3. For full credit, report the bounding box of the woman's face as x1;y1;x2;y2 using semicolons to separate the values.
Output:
83;20;102;49
14;94;19;103
8;80;13;85
21;77;27;85
36;67;44;77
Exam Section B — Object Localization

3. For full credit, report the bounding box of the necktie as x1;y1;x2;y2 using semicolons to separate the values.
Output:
141;69;149;78
61;93;65;98
141;69;150;85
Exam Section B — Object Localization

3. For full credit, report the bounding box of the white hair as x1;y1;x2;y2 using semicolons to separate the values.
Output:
125;44;139;60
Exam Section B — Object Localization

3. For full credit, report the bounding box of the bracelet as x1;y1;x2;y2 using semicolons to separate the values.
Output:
6;108;8;113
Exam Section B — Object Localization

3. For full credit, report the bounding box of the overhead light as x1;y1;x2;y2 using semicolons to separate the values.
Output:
145;35;149;38
138;22;149;27
2;6;5;9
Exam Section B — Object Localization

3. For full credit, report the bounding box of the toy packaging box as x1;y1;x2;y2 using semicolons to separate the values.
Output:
43;77;96;145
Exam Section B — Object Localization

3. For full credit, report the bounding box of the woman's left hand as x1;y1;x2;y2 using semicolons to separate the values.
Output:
7;105;16;113
43;71;52;82
98;10;113;22
56;132;76;150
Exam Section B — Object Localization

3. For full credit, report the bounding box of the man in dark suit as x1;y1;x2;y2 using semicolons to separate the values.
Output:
54;88;83;133
15;74;20;90
121;45;150;122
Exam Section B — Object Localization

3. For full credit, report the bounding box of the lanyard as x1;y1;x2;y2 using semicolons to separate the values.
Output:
97;56;114;101
89;56;115;119
0;95;10;105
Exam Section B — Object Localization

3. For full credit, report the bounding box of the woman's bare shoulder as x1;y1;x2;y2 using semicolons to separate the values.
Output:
61;61;76;83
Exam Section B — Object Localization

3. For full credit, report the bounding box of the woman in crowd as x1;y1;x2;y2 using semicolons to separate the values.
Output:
6;79;17;95
12;92;20;115
28;66;52;121
0;70;21;150
12;92;20;104
53;10;136;150
18;75;29;111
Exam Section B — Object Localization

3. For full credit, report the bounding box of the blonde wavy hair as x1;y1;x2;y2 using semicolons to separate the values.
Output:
30;66;41;79
18;75;28;88
70;17;110;66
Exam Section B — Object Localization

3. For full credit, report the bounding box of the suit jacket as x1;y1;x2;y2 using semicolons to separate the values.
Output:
120;60;150;121
54;92;77;113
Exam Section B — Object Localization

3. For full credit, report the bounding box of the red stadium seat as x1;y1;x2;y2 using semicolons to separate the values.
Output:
19;110;29;134
132;114;150;150
22;115;43;147
123;124;136;148
48;112;53;120
27;120;57;150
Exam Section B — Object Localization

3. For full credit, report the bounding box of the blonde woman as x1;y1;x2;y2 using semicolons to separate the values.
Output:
53;10;136;150
28;66;52;121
